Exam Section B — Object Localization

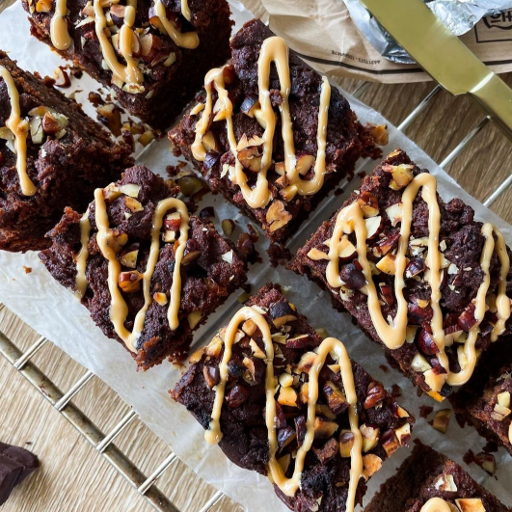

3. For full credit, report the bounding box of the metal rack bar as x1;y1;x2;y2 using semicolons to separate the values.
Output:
1;78;510;512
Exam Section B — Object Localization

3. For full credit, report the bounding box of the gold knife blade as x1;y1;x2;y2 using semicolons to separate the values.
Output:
357;0;512;141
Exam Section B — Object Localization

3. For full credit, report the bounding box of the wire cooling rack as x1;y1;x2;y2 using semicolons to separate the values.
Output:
0;79;509;512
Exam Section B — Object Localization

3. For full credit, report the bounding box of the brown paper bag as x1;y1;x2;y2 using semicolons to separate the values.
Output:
260;0;512;83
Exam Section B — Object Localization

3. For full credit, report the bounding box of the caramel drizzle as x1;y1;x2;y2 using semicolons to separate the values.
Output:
50;0;73;51
0;66;36;197
94;0;143;86
75;207;91;299
420;498;454;512
319;172;510;394
180;0;191;21
154;0;199;49
76;188;189;353
192;36;332;209
205;307;363;508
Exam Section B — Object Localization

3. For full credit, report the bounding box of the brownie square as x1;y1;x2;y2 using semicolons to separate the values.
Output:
169;19;382;244
0;50;133;252
451;339;512;457
39;165;247;369
291;149;512;401
171;283;414;512
365;441;509;512
22;0;233;129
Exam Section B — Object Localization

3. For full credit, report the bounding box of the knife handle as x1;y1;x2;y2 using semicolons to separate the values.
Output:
470;74;512;142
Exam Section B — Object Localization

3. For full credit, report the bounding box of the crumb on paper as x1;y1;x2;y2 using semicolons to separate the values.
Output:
23;266;32;274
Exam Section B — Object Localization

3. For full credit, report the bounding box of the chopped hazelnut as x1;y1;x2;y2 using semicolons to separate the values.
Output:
364;381;386;409
313;417;338;439
376;253;397;275
152;292;168;306
118;183;141;198
434;473;457;492
297;352;317;374
432;409;452;433
118;270;143;293
266;200;292;233
455;498;485;512
362;454;382;480
360;423;380;452
119;245;139;268
339;430;355;458
323;381;348;415
187;311;202;329
356;191;379;218
206;335;223;357
382;163;414;190
53;66;71;88
278;387;298;407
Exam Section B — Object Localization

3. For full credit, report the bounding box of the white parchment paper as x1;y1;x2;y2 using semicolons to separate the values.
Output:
0;2;511;510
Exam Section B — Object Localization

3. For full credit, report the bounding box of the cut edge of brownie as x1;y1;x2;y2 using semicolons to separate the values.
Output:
171;283;415;512
450;338;512;457
21;0;234;129
364;441;510;512
0;50;133;252
290;148;512;401
39;164;248;370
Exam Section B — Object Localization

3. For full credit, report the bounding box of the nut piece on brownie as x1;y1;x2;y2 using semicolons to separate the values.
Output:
21;0;233;129
291;149;512;401
450;339;512;457
171;283;414;512
0;51;132;252
365;441;509;512
39;165;247;370
169;19;383;244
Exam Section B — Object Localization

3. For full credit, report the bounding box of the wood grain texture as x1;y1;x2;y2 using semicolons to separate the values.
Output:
1;0;512;510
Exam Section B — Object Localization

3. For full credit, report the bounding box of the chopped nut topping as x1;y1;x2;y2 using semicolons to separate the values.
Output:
278;386;298;407
432;409;452;434
362;454;382;480
266;200;292;233
188;311;202;329
382;163;414;190
455;498;486;512
434;473;457;492
118;270;143;293
360;424;380;452
339;430;355;458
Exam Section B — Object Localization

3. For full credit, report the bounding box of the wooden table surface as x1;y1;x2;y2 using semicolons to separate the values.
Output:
1;1;512;511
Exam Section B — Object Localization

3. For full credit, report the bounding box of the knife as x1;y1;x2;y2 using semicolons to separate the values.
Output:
356;0;512;141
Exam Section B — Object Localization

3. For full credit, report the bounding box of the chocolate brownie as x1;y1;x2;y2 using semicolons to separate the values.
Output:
291;149;512;401
0;442;39;506
39;165;247;369
451;338;512;457
171;284;414;512
0;51;132;252
365;441;509;512
169;19;382;244
22;0;232;129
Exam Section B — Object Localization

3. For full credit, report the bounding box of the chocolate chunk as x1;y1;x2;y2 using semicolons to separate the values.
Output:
0;443;39;485
0;455;23;506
